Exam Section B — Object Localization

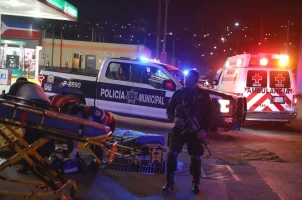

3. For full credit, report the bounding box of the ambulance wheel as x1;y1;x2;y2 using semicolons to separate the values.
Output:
69;185;76;199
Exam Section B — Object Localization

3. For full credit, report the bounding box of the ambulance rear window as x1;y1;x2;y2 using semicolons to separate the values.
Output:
269;71;290;88
246;70;267;87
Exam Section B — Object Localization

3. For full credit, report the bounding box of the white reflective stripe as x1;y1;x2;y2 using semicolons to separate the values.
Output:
268;104;279;111
246;93;262;110
253;98;270;111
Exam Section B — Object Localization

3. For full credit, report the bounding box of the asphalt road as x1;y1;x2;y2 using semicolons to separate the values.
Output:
0;106;301;199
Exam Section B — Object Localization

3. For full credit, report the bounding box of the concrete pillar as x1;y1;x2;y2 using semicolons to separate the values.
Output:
35;46;42;79
3;43;7;68
296;35;302;95
19;44;23;71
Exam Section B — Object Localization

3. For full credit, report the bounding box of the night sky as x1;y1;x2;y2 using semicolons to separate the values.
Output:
38;0;302;74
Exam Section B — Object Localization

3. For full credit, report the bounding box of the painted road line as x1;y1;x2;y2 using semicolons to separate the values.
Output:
201;165;207;179
226;165;241;181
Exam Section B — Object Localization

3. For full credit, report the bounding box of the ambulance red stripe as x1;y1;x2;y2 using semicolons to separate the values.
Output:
246;92;258;102
263;106;272;112
273;103;285;112
285;96;292;105
249;93;270;111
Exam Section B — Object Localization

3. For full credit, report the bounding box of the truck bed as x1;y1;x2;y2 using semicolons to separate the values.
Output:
41;66;99;77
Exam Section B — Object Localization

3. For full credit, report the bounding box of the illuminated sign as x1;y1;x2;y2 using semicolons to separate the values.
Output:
1;40;26;45
45;0;78;19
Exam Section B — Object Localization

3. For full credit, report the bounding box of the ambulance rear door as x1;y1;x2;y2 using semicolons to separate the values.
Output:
244;68;296;113
267;69;296;113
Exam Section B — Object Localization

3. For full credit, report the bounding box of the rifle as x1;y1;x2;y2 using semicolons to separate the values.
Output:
175;103;213;156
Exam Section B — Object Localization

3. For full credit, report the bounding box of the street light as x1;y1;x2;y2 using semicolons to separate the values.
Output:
235;22;239;26
161;0;170;63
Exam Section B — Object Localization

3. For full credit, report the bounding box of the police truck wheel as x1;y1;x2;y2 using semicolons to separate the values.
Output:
67;94;83;103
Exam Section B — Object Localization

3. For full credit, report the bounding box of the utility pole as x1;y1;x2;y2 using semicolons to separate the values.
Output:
172;39;175;65
260;17;263;52
51;26;54;69
92;26;94;42
286;20;290;53
161;0;169;63
156;0;162;59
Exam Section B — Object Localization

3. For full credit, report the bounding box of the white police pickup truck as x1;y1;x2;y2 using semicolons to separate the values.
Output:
39;58;247;130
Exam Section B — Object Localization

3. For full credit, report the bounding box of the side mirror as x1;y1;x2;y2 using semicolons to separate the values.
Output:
162;80;176;91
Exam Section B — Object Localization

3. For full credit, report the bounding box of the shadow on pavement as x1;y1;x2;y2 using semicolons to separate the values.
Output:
242;120;301;133
101;170;169;198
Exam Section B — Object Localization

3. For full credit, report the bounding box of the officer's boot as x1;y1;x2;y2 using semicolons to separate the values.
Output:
162;172;175;191
192;175;200;194
190;156;202;194
162;151;178;191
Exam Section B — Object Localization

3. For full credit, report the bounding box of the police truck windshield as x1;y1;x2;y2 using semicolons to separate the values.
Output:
169;70;184;85
157;63;184;85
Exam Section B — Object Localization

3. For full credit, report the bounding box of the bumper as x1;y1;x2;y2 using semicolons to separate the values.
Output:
212;115;242;132
246;111;298;122
218;116;242;129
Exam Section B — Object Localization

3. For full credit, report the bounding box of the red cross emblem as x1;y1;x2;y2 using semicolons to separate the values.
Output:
275;74;285;85
252;73;262;83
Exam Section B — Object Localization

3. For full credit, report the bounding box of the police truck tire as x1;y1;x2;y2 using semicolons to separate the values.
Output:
66;94;85;104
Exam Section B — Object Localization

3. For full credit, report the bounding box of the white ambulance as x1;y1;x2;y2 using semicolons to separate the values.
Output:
214;53;298;122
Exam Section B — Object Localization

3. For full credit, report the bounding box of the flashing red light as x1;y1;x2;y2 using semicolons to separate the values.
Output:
260;58;268;66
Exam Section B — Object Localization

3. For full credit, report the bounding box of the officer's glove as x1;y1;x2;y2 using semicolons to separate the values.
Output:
196;130;206;141
173;117;185;127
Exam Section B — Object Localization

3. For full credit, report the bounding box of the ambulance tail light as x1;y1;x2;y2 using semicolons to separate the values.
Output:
293;95;298;106
38;75;45;86
218;99;230;113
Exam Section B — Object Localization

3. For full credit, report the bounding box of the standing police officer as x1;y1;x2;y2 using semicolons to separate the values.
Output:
162;69;212;194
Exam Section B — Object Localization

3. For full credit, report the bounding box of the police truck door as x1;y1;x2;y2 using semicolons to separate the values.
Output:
96;61;133;114
129;64;174;120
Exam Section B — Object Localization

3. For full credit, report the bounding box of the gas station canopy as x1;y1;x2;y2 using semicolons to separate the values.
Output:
0;0;78;21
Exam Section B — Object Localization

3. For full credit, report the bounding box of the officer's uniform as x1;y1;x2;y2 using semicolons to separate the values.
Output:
164;86;212;192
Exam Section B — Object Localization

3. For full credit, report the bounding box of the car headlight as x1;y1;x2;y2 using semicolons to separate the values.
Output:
218;99;230;113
